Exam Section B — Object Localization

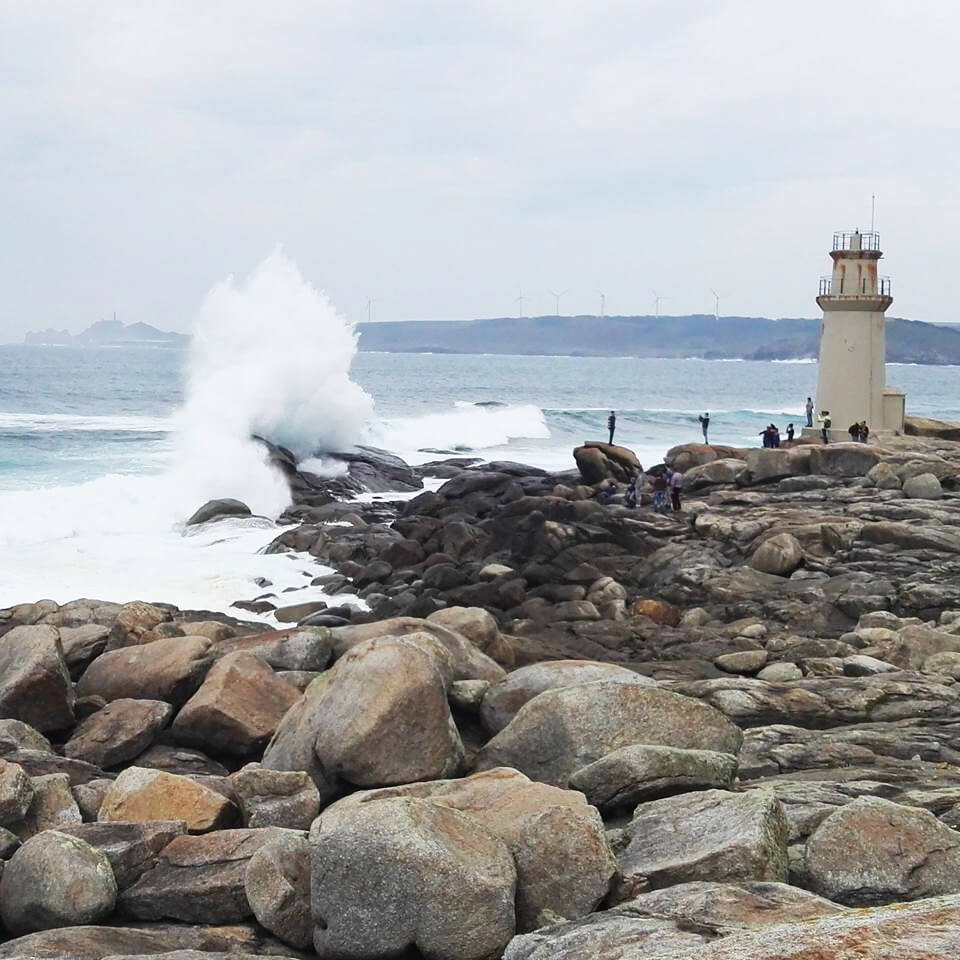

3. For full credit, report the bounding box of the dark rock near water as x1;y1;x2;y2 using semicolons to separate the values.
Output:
186;499;252;526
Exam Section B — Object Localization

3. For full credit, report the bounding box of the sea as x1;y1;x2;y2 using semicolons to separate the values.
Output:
3;255;959;617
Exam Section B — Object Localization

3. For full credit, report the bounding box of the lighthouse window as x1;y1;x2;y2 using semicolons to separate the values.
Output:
839;265;846;293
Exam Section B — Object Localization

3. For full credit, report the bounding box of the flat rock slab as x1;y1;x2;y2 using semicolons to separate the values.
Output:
618;789;789;892
666;674;960;729
77;636;213;707
569;744;738;811
64;699;172;768
98;768;235;832
0;923;305;960
689;892;960;959
120;828;297;923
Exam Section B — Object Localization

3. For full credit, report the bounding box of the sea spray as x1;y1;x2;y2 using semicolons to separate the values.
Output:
174;249;374;515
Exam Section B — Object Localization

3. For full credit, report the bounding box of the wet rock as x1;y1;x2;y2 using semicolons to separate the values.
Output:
311;797;517;960
186;498;252;525
480;660;655;734
245;831;312;949
475;683;742;787
274;601;329;624
0;625;75;731
230;766;321;830
56;820;187;889
64;699;172;769
120;827;293;923
569;744;738;811
807;795;960;905
172;653;301;756
98;767;235;832
323;767;615;931
77;636;214;707
617;789;789;893
0;830;117;934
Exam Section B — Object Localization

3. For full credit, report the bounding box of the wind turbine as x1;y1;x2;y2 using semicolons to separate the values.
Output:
710;289;720;322
653;291;665;318
599;292;606;317
366;298;375;323
516;288;525;318
551;289;569;316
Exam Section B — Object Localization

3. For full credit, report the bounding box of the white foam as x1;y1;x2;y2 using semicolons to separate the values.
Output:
365;403;549;463
0;413;173;433
1;251;379;616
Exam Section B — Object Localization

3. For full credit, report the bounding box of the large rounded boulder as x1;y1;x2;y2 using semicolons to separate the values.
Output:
323;767;616;931
264;635;464;791
0;830;117;933
474;682;742;787
311;797;517;960
480;661;655;734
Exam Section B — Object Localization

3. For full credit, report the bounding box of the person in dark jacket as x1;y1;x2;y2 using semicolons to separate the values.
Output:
607;411;616;445
786;423;795;442
806;397;814;428
699;413;710;444
669;468;684;512
860;421;870;443
848;422;861;442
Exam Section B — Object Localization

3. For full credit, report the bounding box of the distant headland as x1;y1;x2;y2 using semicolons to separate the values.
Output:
356;314;960;365
23;319;188;347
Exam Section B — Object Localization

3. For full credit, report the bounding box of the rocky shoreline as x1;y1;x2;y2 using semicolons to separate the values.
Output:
5;426;960;957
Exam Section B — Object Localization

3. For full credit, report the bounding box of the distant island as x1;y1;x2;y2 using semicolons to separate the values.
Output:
357;314;960;365
23;319;188;347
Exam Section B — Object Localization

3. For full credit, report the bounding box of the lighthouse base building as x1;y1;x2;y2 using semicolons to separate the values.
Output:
806;230;905;441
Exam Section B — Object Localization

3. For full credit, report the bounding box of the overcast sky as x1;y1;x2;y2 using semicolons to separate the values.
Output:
2;1;959;340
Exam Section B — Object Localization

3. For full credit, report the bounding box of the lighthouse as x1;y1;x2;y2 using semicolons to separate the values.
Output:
812;230;905;439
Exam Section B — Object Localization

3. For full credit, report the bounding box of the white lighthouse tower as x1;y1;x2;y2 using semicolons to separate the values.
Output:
812;230;905;438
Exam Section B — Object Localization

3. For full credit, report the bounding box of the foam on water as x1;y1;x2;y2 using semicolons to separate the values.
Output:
0;251;373;616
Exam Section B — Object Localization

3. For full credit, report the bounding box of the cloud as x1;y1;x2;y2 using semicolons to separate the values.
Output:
1;0;959;340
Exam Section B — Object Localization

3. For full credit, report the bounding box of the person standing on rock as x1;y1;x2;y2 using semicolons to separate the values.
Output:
652;471;669;513
669;468;684;512
860;421;870;443
818;411;831;443
699;413;710;444
786;423;795;442
607;411;616;445
806;397;814;428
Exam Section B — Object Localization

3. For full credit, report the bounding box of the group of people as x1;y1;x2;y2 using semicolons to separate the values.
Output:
847;420;870;443
759;423;795;447
624;467;683;513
